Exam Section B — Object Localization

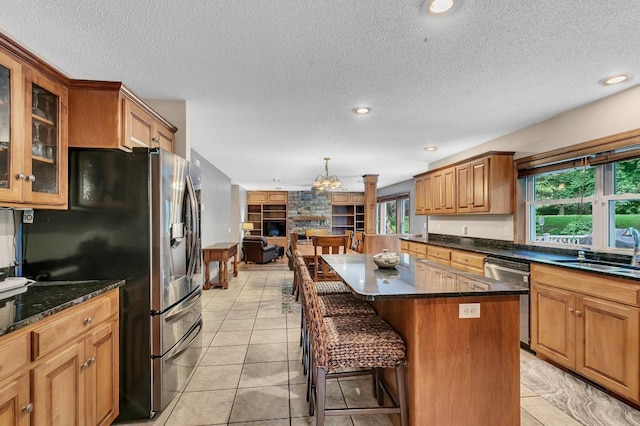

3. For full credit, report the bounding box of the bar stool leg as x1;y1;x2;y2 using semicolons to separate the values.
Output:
315;367;327;425
307;349;314;403
375;368;383;406
396;364;408;426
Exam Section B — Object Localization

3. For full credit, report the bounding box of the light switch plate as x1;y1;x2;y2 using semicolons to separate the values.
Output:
459;303;480;318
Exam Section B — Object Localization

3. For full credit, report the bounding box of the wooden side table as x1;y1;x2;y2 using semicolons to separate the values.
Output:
203;242;239;289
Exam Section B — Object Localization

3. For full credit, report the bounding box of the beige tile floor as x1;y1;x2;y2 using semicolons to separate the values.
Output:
118;267;632;426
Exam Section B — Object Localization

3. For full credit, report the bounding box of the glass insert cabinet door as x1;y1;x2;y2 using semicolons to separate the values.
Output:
0;50;24;202
23;68;68;205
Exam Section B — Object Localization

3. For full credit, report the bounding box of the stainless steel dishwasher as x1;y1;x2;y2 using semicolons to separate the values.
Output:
484;257;531;349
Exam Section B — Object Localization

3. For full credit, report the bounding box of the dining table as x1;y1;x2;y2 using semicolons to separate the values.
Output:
321;253;528;426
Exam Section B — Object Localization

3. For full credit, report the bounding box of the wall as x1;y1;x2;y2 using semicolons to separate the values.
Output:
191;149;232;249
146;100;189;160
427;84;640;241
378;179;427;236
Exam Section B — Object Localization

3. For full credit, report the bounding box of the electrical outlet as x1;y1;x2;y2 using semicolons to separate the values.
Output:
459;303;480;318
22;209;34;224
462;225;467;235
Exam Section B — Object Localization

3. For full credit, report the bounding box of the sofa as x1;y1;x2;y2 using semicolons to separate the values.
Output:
243;236;279;264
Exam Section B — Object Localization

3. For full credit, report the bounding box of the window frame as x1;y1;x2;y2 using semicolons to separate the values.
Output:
376;192;410;235
525;158;640;253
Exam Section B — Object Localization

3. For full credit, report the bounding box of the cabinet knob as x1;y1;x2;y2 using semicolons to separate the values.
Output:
89;356;96;365
21;403;34;414
16;173;26;180
575;310;582;317
84;317;93;325
27;175;36;182
80;361;89;370
569;308;574;314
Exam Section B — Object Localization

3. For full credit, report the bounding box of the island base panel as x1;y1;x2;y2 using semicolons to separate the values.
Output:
373;296;520;426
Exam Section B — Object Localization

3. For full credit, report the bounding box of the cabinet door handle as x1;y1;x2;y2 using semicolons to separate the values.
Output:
569;308;574;314
575;310;582;317
16;173;25;180
84;317;93;325
89;356;96;365
22;403;34;414
27;175;36;182
80;361;89;370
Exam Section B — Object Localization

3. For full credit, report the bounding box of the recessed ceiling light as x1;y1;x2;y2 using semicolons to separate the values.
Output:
424;146;438;152
599;74;630;86
424;0;455;15
353;107;370;115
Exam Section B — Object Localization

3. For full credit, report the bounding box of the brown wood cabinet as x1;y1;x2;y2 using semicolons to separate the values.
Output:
431;167;456;214
331;192;364;234
414;152;514;216
450;249;485;275
0;37;69;209
413;174;432;215
69;80;177;153
408;241;427;258
247;191;287;204
331;192;364;205
531;264;640;401
246;192;288;244
426;245;451;266
0;373;30;426
0;289;119;426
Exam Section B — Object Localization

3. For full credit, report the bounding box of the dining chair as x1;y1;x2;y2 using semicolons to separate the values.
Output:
305;228;329;245
311;234;349;282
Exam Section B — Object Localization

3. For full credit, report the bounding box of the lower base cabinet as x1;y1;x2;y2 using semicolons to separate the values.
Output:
532;265;640;402
0;374;30;426
0;289;119;426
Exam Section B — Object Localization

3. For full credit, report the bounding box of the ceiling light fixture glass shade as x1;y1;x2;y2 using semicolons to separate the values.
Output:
312;157;343;192
599;74;630;86
425;0;455;14
353;107;370;114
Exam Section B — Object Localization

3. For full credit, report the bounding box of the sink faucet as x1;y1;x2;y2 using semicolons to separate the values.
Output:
624;227;640;266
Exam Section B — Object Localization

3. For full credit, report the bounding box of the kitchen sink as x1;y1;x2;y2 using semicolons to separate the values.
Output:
553;259;640;273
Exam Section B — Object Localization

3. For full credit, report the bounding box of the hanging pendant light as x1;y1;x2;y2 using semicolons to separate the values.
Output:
312;157;343;192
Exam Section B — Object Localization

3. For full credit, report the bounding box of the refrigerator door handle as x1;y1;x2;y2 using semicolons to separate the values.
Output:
185;175;199;280
165;291;202;322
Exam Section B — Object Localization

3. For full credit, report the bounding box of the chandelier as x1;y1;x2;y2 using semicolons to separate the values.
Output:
311;157;343;191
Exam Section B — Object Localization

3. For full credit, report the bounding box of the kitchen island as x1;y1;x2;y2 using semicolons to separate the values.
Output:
322;254;528;426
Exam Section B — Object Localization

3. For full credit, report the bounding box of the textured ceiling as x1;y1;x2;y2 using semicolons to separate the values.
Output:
1;1;639;191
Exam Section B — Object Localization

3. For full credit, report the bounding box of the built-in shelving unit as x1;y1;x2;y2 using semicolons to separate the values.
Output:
330;192;365;234
246;191;288;247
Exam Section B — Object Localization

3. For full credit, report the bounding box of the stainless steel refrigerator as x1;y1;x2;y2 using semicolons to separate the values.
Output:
22;148;203;421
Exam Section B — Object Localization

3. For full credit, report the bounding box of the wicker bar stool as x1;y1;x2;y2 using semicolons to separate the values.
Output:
300;269;408;426
293;252;376;378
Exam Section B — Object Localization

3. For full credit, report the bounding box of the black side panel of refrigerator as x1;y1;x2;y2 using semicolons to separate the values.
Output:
21;148;154;419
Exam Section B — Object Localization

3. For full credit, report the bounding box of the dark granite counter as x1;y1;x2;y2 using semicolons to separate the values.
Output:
0;279;125;336
400;235;640;281
322;254;528;301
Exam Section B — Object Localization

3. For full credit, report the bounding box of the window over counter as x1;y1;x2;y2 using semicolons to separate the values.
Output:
377;193;410;234
519;129;640;251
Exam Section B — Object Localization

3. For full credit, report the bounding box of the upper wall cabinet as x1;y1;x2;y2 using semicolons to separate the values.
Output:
247;191;288;204
0;35;69;209
331;192;364;205
414;152;514;216
68;80;177;153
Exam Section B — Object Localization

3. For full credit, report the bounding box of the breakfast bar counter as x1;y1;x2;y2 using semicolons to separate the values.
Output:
322;254;527;426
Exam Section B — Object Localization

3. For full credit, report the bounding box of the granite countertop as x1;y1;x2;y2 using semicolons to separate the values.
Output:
322;254;528;301
0;279;125;336
400;235;640;281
